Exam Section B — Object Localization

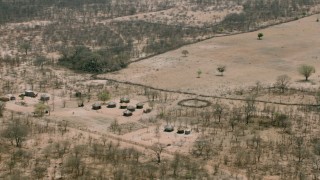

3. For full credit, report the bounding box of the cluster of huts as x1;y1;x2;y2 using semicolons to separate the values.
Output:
0;90;43;102
25;90;50;102
92;97;145;117
164;124;191;135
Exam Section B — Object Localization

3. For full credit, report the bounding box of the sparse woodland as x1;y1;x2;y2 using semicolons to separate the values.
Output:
1;0;320;179
1;0;319;72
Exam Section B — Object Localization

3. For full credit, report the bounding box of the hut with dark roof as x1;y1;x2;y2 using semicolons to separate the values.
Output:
184;129;191;135
120;103;127;109
123;110;133;117
40;94;50;101
177;128;184;134
25;90;36;97
120;97;130;103
127;105;136;112
92;103;101;110
107;101;117;108
136;103;144;109
164;124;174;132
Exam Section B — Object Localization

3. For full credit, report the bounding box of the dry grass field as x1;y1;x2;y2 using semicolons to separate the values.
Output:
100;14;320;97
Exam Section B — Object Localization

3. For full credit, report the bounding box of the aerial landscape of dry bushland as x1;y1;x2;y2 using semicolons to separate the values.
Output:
1;0;320;179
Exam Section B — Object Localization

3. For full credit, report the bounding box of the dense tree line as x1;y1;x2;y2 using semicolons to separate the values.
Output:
0;0;176;24
221;0;320;31
58;46;130;73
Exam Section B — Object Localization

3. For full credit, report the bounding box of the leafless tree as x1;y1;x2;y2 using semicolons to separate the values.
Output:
151;143;166;163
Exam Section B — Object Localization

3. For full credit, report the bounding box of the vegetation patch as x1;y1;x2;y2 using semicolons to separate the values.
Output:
109;121;146;135
58;46;130;73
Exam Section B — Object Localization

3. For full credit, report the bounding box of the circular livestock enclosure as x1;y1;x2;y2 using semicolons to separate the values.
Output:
178;98;211;108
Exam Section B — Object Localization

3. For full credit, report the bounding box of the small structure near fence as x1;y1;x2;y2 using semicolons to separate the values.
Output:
177;128;184;134
184;129;191;135
92;102;101;110
164;124;174;132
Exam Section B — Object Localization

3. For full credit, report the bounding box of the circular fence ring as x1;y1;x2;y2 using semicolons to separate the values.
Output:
178;98;211;108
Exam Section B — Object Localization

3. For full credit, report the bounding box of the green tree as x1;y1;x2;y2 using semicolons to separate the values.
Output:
98;90;111;104
34;103;49;117
298;64;315;81
257;33;263;40
182;50;189;57
20;42;31;55
197;69;202;78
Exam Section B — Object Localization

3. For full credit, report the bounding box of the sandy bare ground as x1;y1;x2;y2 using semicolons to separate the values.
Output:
99;14;320;96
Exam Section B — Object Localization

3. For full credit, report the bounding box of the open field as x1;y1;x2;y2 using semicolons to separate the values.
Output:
100;14;320;96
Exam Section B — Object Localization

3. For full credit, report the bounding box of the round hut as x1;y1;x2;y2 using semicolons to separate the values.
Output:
143;108;152;113
107;101;117;108
25;90;36;97
164;124;174;132
136;103;144;109
120;97;130;103
184;129;191;135
123;110;133;117
40;94;50;101
120;103;127;109
92;103;101;110
177;128;184;134
0;97;9;102
127;105;136;112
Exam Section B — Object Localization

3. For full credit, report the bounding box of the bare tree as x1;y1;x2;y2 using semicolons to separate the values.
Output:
244;95;256;124
2;122;29;147
274;74;291;93
0;101;5;117
151;143;166;163
212;102;227;122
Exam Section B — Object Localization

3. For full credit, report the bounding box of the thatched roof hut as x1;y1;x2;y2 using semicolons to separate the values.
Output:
184;129;191;135
0;97;9;102
107;101;117;108
40;94;50;101
164;124;174;132
25;90;36;97
120;103;127;109
127;105;136;112
177;128;184;134
120;97;130;103
92;102;101;110
123;110;132;117
136;103;144;109
143;108;152;113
